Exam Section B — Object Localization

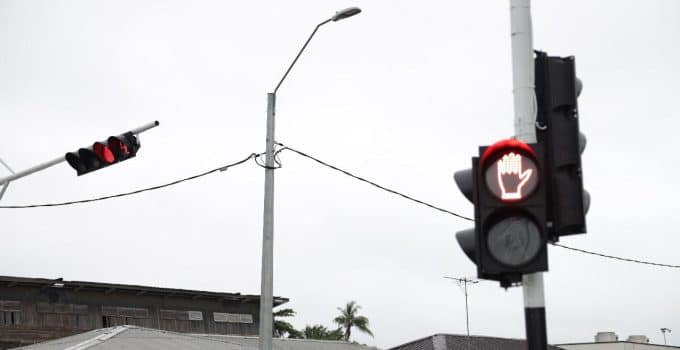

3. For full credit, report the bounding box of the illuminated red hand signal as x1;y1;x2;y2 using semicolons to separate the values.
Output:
497;152;533;200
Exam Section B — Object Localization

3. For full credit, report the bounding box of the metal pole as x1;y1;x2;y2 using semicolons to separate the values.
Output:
509;1;547;349
463;280;470;336
129;120;160;135
258;92;276;350
444;276;477;337
0;156;66;185
0;183;9;201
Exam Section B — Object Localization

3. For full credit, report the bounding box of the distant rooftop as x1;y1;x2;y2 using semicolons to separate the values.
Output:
0;275;288;305
389;333;565;350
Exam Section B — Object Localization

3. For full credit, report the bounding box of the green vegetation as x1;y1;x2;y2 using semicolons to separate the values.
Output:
272;301;373;341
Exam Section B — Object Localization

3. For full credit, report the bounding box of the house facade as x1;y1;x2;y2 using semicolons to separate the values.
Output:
0;276;287;349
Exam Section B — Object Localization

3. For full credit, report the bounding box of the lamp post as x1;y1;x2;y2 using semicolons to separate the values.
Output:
258;7;361;350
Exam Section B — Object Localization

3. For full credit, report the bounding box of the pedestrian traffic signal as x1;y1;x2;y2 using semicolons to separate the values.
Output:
455;139;549;287
535;51;588;239
66;132;141;176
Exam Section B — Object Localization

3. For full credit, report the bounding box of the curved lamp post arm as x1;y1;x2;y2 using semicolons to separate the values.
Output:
273;19;332;94
273;7;361;94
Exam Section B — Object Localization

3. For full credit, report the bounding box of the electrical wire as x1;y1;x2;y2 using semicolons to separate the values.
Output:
551;242;680;269
276;142;473;221
0;153;257;209
277;142;680;270
1;142;677;269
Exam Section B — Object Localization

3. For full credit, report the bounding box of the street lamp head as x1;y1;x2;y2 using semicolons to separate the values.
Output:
332;7;361;22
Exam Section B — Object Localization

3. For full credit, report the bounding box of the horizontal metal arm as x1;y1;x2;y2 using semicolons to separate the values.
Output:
0;156;65;185
129;120;160;135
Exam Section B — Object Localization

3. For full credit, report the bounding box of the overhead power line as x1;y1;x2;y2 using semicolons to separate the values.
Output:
275;143;474;221
1;142;677;269
0;153;257;209
276;143;680;270
552;242;680;269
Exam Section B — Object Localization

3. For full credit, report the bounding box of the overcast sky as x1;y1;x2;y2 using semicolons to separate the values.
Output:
1;0;679;348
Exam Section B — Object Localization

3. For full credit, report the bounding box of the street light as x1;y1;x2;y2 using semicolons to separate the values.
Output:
259;7;361;350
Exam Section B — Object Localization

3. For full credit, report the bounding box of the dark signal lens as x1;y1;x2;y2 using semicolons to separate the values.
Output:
108;137;130;159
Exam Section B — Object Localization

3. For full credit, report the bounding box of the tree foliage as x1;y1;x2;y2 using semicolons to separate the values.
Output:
333;301;373;341
274;308;303;338
303;324;344;340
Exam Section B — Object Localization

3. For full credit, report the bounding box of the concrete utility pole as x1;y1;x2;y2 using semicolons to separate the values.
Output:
508;0;547;349
258;8;361;350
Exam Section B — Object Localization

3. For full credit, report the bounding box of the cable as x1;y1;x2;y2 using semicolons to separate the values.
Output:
0;153;257;209
278;142;680;269
3;141;677;269
276;143;473;221
552;242;680;269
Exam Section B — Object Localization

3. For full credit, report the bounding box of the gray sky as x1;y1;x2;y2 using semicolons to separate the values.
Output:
1;0;679;348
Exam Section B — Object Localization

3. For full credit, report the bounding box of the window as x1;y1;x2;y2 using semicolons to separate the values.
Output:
0;311;21;326
0;300;21;326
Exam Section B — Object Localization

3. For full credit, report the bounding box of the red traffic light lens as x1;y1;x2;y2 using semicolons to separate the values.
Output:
93;142;115;164
485;152;539;202
481;139;539;202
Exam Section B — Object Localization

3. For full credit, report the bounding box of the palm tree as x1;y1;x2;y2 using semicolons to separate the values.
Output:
333;301;373;341
273;308;303;338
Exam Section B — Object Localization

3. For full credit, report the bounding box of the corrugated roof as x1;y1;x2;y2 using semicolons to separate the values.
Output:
0;275;288;305
15;326;380;350
194;334;380;350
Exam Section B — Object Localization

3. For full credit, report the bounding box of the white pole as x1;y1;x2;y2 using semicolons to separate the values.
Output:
0;156;66;185
258;92;276;350
510;0;536;143
509;0;547;349
129;120;160;135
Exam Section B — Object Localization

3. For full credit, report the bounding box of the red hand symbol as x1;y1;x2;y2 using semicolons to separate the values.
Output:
497;152;532;200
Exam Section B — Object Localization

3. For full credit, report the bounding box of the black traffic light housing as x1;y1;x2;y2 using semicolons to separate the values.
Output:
456;139;549;287
535;51;588;239
66;132;141;176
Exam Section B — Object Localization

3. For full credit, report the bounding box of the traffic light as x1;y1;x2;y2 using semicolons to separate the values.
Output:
534;51;588;239
65;132;141;176
455;139;549;287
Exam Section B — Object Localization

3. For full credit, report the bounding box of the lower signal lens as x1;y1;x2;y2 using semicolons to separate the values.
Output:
487;216;542;267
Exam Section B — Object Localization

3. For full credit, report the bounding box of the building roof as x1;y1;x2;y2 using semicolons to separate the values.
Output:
0;275;288;305
557;341;680;349
194;334;380;350
15;326;380;350
388;333;565;350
